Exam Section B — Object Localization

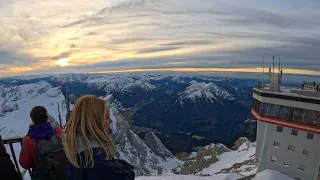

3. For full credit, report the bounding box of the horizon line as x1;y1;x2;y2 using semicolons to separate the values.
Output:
91;68;320;76
1;67;320;78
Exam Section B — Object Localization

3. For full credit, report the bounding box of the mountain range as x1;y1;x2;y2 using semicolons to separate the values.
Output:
0;73;255;153
0;76;295;179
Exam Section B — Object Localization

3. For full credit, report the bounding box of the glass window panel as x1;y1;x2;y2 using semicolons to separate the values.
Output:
307;133;314;140
277;106;285;119
270;156;277;162
293;108;303;123
276;126;283;132
270;104;279;118
302;149;310;156
264;103;271;116
303;110;314;125
314;111;320;127
274;141;280;147
261;103;266;116
291;129;299;136
284;160;290;167
288;145;295;152
256;101;261;113
285;107;294;121
298;164;305;171
283;106;289;120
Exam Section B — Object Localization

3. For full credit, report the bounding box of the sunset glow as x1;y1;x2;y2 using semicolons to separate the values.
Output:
0;0;319;77
57;59;69;67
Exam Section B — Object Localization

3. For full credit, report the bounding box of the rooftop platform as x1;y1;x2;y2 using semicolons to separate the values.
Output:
255;84;320;99
254;85;320;105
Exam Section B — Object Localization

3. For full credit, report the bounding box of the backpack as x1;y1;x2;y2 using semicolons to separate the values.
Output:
35;134;67;180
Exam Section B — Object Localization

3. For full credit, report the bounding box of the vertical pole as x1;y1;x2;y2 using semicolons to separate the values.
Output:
263;57;265;88
9;143;22;179
273;56;275;74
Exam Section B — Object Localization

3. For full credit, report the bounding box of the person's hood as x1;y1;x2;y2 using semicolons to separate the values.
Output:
77;137;100;153
29;122;55;139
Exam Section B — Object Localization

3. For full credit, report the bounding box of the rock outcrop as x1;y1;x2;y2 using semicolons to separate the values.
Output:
107;96;181;175
144;131;176;160
174;143;230;175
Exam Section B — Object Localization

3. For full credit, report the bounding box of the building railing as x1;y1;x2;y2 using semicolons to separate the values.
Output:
3;136;30;180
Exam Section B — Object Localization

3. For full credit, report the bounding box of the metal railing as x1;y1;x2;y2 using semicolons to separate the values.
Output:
3;136;30;180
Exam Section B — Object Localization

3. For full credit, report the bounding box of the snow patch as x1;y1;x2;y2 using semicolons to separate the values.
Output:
253;169;293;180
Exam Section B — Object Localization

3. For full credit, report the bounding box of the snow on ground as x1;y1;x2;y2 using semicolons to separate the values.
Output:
199;138;256;176
253;169;293;180
136;173;242;180
188;152;197;159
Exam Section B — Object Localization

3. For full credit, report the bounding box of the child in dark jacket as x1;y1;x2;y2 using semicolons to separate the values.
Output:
63;95;135;180
19;106;63;179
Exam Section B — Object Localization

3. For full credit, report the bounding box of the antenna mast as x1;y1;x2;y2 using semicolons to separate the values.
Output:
273;56;275;74
263;57;265;88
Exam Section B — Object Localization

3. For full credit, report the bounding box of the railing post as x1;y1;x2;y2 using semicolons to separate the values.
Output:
9;143;22;179
3;136;25;180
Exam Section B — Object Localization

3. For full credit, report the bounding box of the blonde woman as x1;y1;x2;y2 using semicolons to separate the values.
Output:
63;95;135;180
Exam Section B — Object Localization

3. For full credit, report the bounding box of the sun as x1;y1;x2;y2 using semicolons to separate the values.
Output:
57;59;69;67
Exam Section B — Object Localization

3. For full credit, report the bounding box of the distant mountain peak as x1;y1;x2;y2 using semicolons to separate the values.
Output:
178;82;235;103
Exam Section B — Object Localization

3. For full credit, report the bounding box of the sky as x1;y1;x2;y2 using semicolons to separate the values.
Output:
0;0;320;77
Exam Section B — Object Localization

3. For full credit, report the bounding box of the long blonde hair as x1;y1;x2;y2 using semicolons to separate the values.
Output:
63;95;116;168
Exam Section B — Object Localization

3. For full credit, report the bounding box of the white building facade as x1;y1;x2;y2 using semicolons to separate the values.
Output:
253;88;320;180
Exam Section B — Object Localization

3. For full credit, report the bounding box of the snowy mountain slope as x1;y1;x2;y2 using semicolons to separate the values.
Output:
178;82;235;104
253;169;293;180
199;138;257;177
50;73;159;93
0;81;67;137
136;173;243;180
107;96;182;175
136;169;293;180
174;137;257;178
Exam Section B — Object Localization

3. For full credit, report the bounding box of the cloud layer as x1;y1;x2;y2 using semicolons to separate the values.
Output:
0;0;320;77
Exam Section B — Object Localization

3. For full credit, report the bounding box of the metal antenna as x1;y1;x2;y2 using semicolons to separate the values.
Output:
263;57;265;88
273;56;275;74
278;57;281;73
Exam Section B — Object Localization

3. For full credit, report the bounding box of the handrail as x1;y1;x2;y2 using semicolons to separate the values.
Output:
3;136;30;180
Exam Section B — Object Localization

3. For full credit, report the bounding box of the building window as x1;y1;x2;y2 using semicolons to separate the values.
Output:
264;103;271;116
298;164;305;171
284;160;290;167
291;129;299;136
293;108;303;123
288;145;295;152
276;126;283;132
277;106;285;119
270;156;277;162
285;107;294;121
302;149;310;156
307;132;314;139
270;104;279;118
274;141;280;148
